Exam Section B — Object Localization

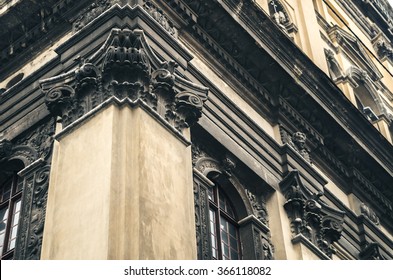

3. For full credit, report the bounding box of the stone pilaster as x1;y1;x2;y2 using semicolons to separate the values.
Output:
40;28;208;259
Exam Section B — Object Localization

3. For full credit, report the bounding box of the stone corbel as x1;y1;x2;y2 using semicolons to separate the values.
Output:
280;170;345;258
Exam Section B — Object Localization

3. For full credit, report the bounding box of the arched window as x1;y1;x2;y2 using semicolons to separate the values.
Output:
0;171;22;259
208;184;241;260
347;67;383;122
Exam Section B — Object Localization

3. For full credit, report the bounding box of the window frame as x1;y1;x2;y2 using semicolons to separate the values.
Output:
208;184;242;260
0;172;22;259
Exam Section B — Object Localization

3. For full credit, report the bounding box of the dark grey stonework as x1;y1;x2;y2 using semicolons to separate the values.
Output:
1;0;392;259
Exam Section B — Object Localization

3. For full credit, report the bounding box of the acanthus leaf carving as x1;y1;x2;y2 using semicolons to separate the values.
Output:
41;28;208;135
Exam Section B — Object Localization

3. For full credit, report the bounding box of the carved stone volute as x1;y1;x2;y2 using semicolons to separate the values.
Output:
280;170;345;258
44;85;74;119
41;28;209;134
175;91;205;129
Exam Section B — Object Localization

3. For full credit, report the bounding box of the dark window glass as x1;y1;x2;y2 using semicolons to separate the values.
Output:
208;185;241;260
0;173;22;259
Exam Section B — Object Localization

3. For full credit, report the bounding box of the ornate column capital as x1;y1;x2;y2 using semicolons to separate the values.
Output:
40;28;209;135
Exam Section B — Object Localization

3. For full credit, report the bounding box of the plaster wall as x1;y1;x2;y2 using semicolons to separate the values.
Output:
41;104;196;259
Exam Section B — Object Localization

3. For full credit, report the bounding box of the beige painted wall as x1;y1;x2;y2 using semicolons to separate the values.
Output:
41;104;196;259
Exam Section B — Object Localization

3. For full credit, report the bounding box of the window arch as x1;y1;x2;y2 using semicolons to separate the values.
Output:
192;150;274;260
208;183;241;260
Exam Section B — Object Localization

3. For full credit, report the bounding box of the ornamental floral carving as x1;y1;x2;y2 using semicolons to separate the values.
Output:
280;170;345;258
40;28;208;134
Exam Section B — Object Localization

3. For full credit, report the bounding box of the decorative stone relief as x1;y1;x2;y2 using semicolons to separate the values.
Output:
0;139;13;159
15;165;50;260
246;189;269;225
0;120;55;260
193;179;211;260
221;154;236;177
40;28;208;134
142;0;178;38
192;144;239;178
280;170;345;258
261;235;274;260
360;203;380;225
253;229;273;260
15;121;55;161
280;128;311;163
73;0;111;32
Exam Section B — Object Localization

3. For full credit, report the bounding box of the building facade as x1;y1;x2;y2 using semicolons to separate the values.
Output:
0;0;393;260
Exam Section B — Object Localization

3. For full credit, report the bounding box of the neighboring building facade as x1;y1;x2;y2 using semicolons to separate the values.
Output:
0;0;392;260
